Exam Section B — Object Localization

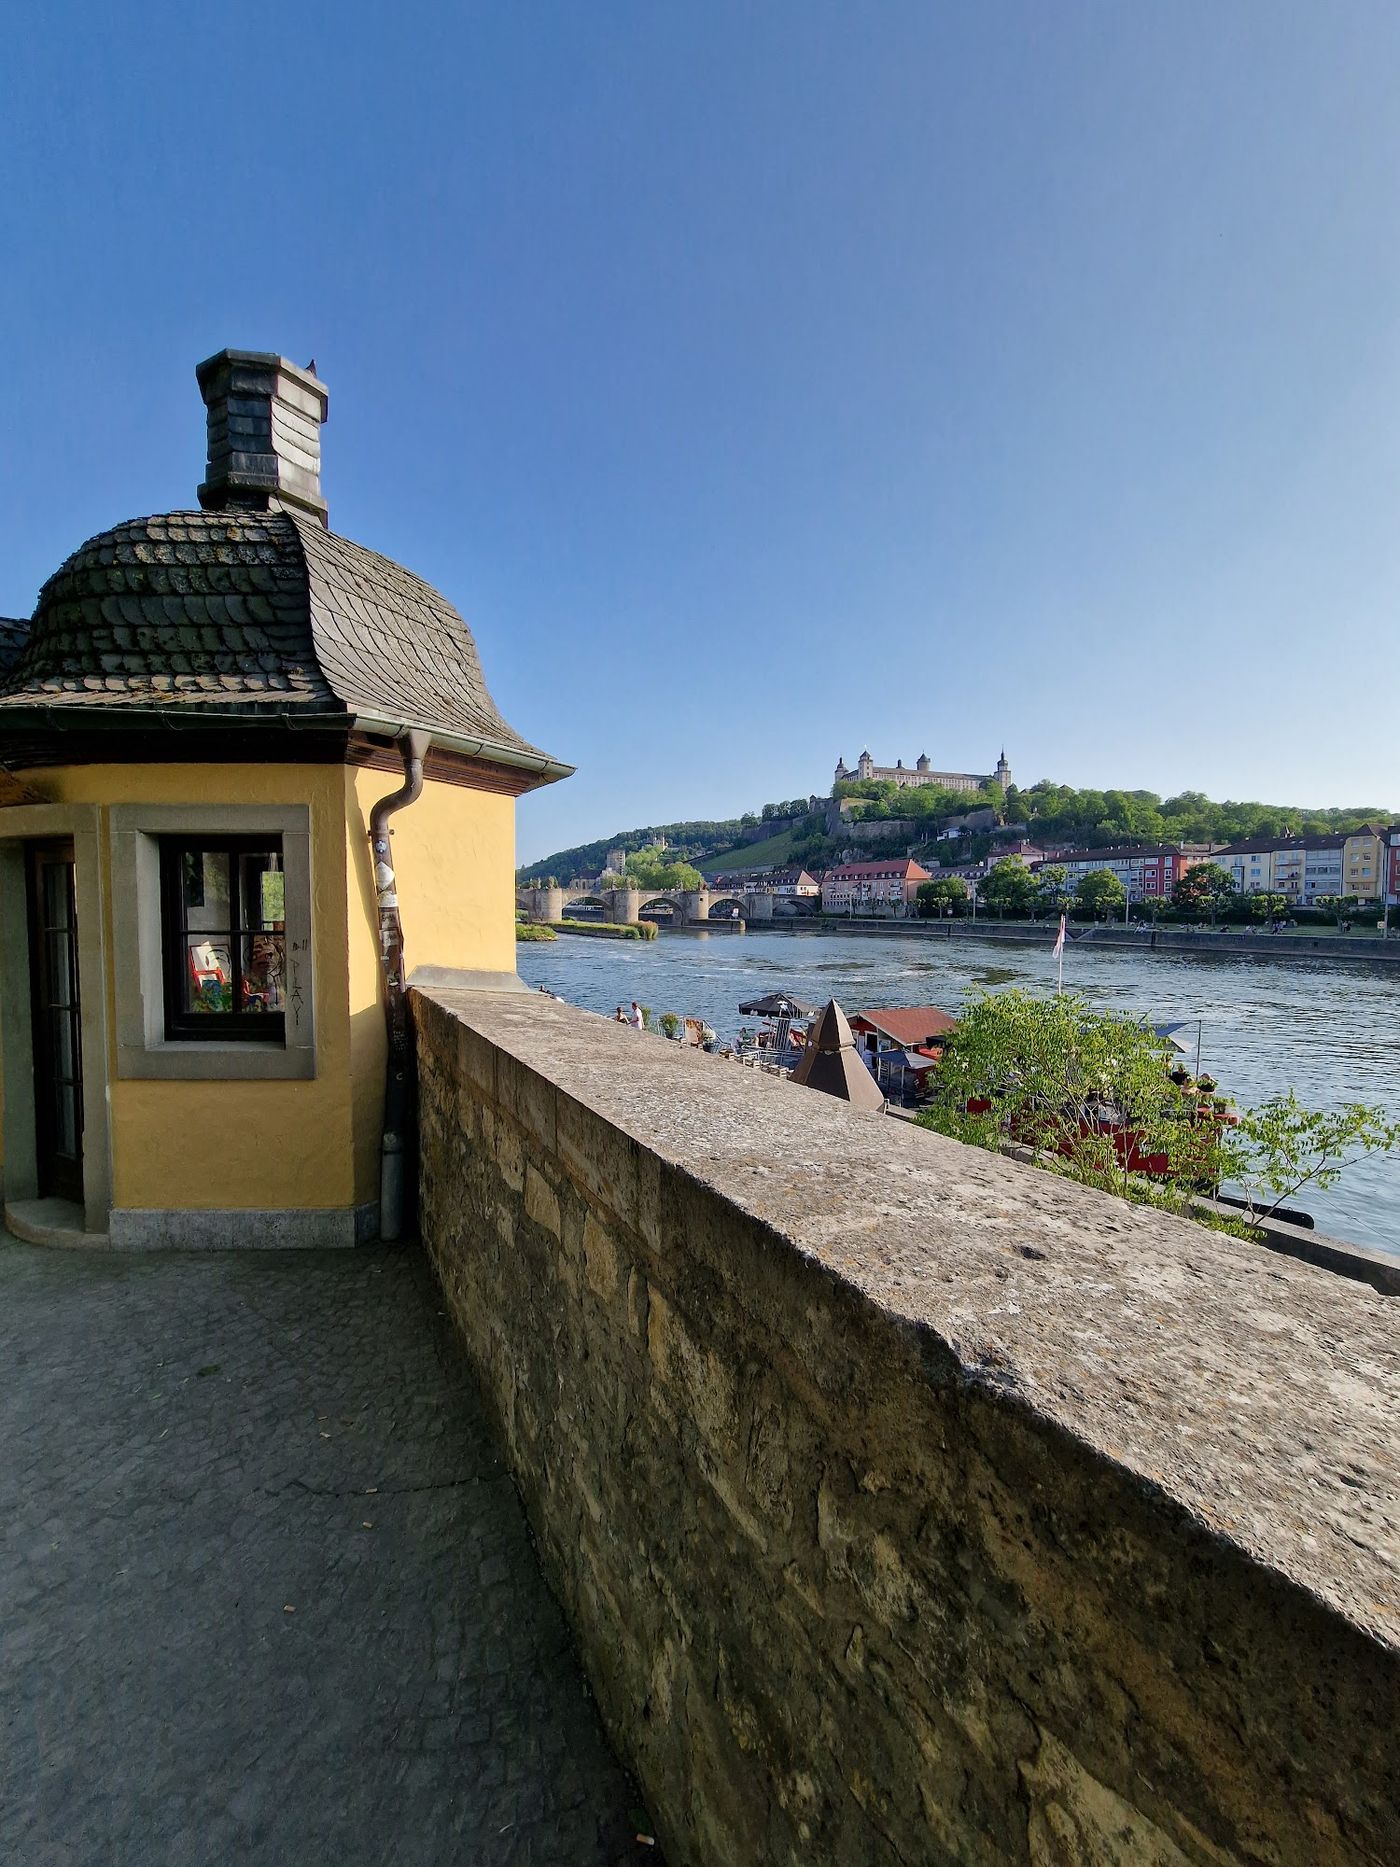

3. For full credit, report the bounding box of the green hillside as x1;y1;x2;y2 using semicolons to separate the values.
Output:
517;801;816;882
516;819;748;884
520;779;1396;888
701;825;807;874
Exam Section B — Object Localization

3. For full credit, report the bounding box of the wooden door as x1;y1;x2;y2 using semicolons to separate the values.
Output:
27;842;83;1204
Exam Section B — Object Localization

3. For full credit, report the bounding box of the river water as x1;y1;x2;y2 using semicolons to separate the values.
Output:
516;927;1400;1256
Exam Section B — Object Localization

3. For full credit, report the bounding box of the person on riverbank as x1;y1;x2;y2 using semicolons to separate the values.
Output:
614;1006;628;1023
630;1001;645;1030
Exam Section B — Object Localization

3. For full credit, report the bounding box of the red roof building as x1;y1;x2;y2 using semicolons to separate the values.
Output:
821;859;930;915
1031;844;1216;902
848;1005;957;1093
848;1006;958;1049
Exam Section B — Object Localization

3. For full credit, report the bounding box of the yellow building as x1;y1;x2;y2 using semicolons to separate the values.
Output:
1342;823;1388;903
0;350;567;1247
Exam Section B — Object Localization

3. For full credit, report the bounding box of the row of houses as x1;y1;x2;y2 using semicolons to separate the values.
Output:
718;824;1400;917
711;861;934;915
946;828;1399;908
1034;843;1217;901
914;843;1213;902
708;866;820;899
1213;824;1398;906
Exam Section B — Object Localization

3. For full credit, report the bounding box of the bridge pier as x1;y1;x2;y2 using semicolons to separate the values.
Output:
517;886;563;924
607;886;641;925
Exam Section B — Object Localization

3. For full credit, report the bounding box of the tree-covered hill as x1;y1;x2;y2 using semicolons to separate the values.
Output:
836;777;1392;848
519;780;1394;885
1010;783;1389;848
518;818;757;884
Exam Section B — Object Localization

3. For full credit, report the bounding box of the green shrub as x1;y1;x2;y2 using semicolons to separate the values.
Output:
515;921;558;942
555;921;655;941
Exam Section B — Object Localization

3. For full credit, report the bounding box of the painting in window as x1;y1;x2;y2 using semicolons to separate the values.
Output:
160;838;288;1040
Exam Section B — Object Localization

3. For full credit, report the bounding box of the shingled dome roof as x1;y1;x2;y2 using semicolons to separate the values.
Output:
0;349;569;786
0;618;28;678
0;508;562;776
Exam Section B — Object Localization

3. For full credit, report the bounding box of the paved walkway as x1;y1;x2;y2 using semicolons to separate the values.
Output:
0;1236;646;1866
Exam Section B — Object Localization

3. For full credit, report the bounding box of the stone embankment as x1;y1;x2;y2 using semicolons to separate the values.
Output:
781;918;1400;962
415;984;1399;1867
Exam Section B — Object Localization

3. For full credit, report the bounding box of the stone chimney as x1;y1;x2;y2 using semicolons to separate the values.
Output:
195;350;329;526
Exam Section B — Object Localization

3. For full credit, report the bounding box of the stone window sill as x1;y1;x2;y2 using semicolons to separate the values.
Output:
115;1039;315;1081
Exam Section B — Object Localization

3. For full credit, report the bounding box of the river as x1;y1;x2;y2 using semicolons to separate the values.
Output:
516;926;1400;1255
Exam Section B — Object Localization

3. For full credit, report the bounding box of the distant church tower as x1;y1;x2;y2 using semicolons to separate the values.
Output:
994;748;1012;792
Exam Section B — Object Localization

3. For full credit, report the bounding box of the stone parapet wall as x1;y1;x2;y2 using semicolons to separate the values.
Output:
414;986;1399;1866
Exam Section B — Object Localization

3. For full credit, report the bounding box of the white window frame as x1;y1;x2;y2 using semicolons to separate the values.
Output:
110;804;315;1080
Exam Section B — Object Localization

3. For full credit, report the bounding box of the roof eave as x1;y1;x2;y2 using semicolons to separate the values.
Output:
350;711;574;787
0;700;350;735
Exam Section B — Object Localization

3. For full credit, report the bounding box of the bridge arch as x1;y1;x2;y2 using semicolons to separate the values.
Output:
562;894;608;920
638;897;681;924
706;896;746;921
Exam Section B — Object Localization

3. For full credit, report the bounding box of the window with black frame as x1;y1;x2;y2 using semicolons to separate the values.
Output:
159;837;287;1041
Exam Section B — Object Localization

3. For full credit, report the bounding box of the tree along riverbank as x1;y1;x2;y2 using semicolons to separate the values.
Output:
762;918;1400;963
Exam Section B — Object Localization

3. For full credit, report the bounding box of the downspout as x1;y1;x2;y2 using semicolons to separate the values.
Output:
370;729;431;1241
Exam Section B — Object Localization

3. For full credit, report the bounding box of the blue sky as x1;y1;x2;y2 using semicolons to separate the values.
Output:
4;3;1399;863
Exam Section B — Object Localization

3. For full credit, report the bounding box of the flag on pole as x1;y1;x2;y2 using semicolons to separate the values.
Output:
1051;914;1066;958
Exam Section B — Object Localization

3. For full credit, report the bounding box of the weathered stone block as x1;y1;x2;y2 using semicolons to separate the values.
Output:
496;1052;556;1153
523;1164;561;1239
582;1212;620;1301
557;1091;640;1228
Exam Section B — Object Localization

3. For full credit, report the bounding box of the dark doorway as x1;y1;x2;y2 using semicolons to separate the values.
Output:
27;842;83;1204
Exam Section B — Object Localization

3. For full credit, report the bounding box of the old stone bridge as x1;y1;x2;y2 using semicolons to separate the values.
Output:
517;883;780;927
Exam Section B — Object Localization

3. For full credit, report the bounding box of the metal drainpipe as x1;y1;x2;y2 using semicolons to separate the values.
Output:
370;730;431;1242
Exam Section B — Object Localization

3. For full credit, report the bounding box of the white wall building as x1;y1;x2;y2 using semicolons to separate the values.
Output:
1217;834;1347;905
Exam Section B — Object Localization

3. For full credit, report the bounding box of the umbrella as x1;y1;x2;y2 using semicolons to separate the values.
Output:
899;1049;941;1073
737;990;818;1018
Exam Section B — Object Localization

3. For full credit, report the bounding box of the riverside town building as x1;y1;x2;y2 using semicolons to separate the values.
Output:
0;350;567;1247
1030;843;1217;903
1214;824;1400;905
821;857;930;914
708;866;820;897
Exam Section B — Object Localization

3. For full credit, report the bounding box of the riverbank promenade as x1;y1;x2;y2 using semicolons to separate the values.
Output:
781;916;1400;961
0;1234;639;1866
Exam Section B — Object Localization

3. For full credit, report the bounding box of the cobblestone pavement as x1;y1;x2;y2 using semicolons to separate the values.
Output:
0;1235;648;1866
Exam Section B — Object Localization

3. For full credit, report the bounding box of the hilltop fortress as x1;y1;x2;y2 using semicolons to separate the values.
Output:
834;748;1012;795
